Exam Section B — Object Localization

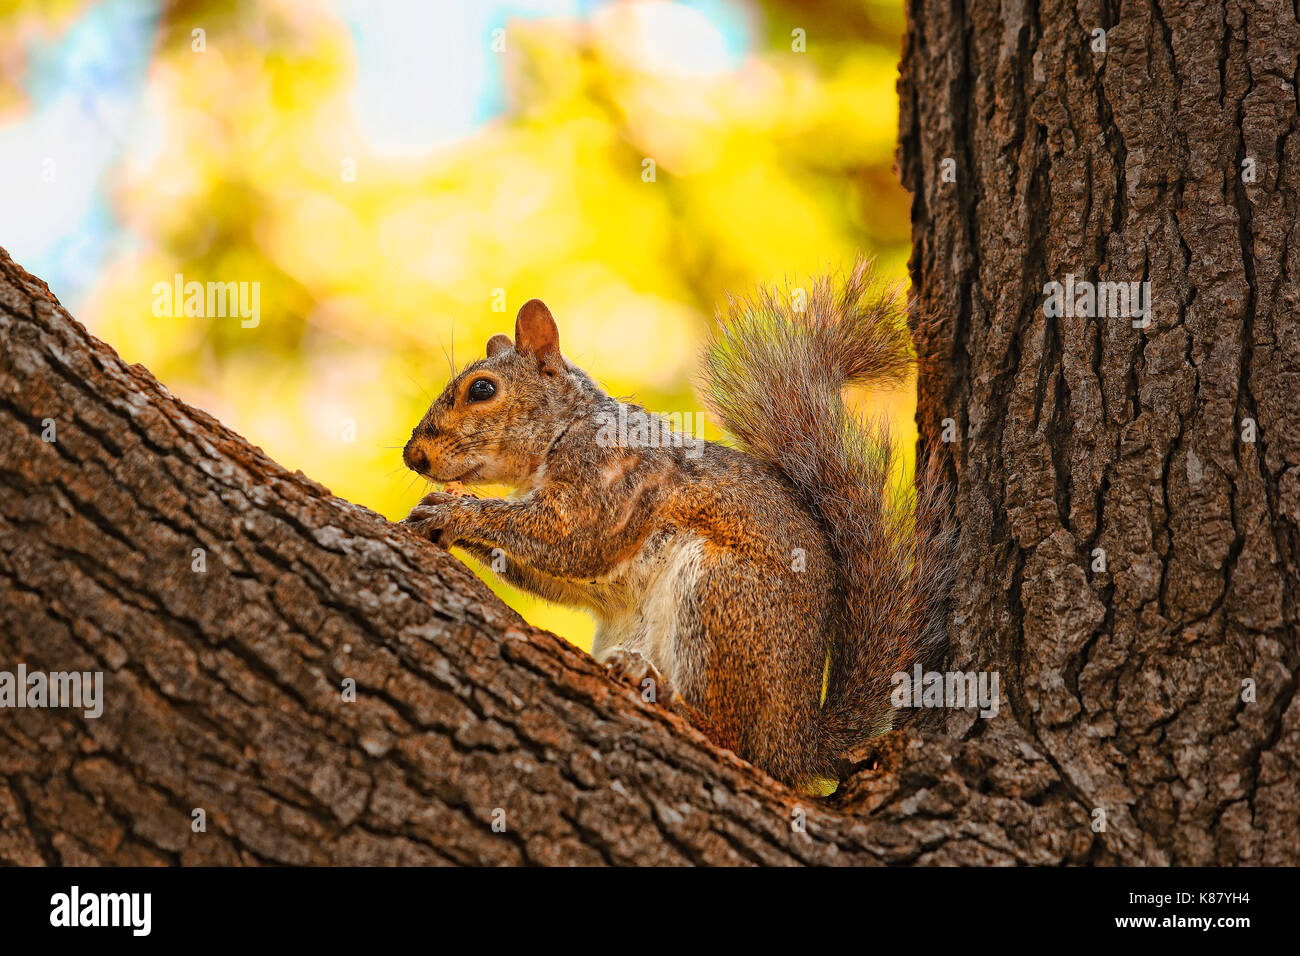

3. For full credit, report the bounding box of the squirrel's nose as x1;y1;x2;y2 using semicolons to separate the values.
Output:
403;443;429;474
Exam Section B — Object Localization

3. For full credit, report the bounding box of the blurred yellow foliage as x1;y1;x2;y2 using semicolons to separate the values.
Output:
8;0;912;650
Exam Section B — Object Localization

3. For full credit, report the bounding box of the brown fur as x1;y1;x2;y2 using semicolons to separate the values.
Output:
402;263;953;791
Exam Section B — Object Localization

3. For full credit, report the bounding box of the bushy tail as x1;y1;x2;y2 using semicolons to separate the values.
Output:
703;258;955;766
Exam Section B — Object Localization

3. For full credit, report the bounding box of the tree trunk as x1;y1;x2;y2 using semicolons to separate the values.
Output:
899;0;1300;863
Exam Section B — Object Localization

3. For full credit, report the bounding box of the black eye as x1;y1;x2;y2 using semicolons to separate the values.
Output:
466;377;497;403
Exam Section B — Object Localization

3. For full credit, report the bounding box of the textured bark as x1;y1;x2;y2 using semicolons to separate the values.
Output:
899;0;1300;862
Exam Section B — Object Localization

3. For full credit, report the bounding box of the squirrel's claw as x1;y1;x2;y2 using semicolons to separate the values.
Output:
403;491;459;547
601;647;678;707
406;490;458;515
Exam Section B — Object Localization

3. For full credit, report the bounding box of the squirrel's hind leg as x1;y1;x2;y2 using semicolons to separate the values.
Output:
676;560;834;791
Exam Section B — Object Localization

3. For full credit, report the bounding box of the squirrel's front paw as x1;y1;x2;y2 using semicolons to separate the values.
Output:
601;647;677;707
403;491;460;548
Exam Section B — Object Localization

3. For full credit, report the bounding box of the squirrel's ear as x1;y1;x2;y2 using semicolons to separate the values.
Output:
514;299;562;371
486;333;513;357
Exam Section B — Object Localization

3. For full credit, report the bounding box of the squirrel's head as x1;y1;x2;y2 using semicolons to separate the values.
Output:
403;299;597;487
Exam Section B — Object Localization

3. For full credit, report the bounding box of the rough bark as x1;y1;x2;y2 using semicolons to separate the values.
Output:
899;0;1300;863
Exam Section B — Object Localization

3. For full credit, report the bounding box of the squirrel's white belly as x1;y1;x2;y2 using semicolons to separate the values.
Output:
589;534;704;687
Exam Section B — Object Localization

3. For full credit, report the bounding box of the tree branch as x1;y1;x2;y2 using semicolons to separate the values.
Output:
0;246;1039;866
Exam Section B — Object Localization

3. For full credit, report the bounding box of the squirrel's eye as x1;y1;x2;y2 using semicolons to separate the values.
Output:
466;377;497;403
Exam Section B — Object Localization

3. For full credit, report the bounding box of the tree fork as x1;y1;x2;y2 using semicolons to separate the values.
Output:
1;0;1298;866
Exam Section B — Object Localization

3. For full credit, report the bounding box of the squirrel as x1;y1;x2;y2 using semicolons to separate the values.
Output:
402;260;954;792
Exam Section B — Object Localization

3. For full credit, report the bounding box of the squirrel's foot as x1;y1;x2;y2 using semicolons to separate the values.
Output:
403;491;461;548
602;647;677;707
